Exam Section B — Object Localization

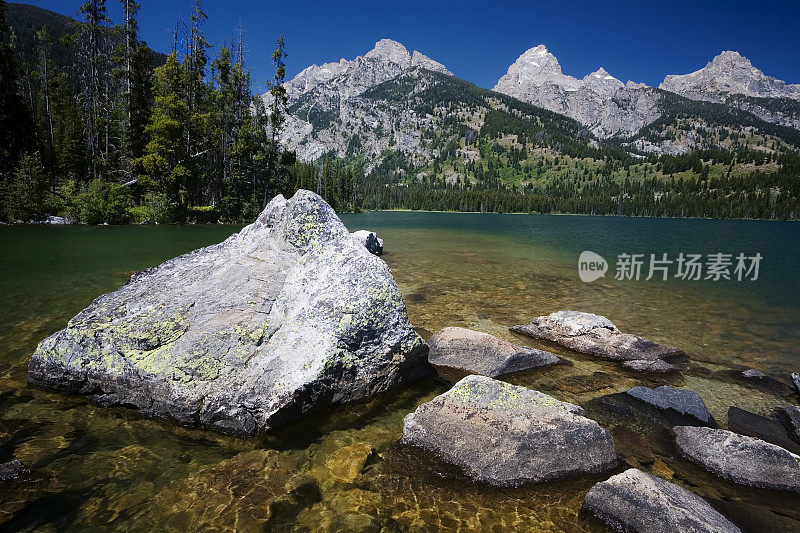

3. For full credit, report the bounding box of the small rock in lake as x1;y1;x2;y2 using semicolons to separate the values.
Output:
583;468;741;533
511;310;683;361
427;327;561;382
742;369;765;379
627;385;714;425
623;359;676;372
350;230;383;255
402;375;617;486
673;426;800;493
793;373;800;395
0;459;30;482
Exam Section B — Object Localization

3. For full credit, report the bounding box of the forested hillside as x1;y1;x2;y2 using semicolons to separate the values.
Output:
0;1;798;223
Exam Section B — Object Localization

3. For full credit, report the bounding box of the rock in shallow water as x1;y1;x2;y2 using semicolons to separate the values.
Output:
627;385;714;425
401;375;617;486
0;460;30;482
785;406;800;440
673;426;800;493
427;327;561;382
583;468;741;533
793;372;800;395
622;359;676;372
28;190;429;436
511;310;683;361
350;230;383;256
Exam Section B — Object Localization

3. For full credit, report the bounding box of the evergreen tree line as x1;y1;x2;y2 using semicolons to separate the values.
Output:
0;0;361;223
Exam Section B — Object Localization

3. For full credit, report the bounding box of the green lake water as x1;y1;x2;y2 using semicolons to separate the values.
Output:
1;213;799;531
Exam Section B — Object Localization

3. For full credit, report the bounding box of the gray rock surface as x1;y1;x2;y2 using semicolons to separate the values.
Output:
627;386;713;424
402;375;617;486
0;460;30;481
28;190;429;436
793;372;800;395
742;368;766;378
511;311;683;362
583;468;741;533
673;426;800;493
622;359;676;372
727;406;800;455
350;230;383;256
427;327;561;380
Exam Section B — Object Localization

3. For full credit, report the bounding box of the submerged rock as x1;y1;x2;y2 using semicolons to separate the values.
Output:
0;460;30;482
622;359;676;372
350;230;383;255
427;327;561;382
727;406;800;455
401;375;617;486
786;406;800;440
511;310;683;361
673;426;800;493
627;385;714;425
583;468;741;533
742;368;765;379
28;190;429;436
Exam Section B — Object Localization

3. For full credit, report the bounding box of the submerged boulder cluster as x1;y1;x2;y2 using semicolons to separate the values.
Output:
23;193;800;531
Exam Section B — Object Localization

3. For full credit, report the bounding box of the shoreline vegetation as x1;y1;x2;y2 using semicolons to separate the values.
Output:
2;3;800;225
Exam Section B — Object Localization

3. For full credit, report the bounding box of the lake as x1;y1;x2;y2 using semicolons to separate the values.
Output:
1;213;799;531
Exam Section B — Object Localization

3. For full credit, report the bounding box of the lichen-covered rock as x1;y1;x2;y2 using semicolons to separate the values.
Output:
583;468;741;533
402;375;617;486
28;190;428;436
673;426;800;493
350;230;383;256
427;327;561;381
511;311;683;361
622;359;676;372
627;386;714;425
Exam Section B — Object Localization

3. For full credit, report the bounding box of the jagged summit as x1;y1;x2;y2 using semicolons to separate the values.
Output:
280;38;453;102
660;50;800;101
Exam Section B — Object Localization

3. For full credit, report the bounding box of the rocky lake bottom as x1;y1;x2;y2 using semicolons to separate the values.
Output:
1;213;799;531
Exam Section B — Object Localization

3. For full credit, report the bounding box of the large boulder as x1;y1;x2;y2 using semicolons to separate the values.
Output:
627;385;714;425
401;375;617;486
427;327;561;381
673;426;800;493
510;310;683;361
350;230;383;255
28;190;429;436
583;468;741;533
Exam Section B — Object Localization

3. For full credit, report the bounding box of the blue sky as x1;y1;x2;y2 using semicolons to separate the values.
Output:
23;0;800;92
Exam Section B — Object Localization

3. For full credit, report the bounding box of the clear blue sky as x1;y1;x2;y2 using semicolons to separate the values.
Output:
21;0;800;91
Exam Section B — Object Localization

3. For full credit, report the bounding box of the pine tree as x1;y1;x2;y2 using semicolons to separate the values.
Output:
0;0;35;176
263;34;288;206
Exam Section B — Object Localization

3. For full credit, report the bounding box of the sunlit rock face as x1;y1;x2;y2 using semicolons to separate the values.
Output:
28;190;429;436
493;44;662;138
660;51;800;102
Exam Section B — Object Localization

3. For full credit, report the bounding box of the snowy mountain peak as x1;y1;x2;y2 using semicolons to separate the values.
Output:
494;45;581;93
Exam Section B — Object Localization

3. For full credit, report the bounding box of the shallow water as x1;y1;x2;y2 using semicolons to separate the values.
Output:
1;214;799;531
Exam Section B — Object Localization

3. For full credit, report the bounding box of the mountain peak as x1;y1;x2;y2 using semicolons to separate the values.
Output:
364;39;411;67
660;50;800;101
411;50;453;76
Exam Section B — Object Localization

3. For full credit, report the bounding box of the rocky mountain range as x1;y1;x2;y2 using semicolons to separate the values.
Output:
267;39;800;170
